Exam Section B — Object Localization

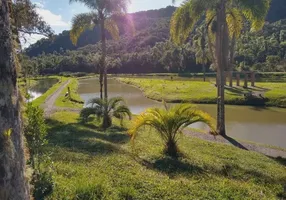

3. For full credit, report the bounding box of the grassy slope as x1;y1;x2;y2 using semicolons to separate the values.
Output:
45;111;286;199
55;78;84;108
119;78;286;107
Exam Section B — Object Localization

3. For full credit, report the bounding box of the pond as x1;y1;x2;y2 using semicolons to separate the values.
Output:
28;78;58;101
78;78;286;149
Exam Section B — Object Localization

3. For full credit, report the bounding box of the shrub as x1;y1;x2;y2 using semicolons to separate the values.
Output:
128;103;216;157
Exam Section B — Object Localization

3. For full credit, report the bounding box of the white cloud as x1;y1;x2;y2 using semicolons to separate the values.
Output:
36;7;70;27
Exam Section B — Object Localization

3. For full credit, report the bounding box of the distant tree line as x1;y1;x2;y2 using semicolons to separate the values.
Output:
22;3;286;75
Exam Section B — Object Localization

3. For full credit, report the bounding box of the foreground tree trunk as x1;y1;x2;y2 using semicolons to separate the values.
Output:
0;0;30;199
215;0;228;136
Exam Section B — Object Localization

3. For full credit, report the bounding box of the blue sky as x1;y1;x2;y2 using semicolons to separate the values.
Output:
24;0;182;46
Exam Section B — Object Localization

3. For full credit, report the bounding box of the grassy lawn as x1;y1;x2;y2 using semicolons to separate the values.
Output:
55;78;84;108
44;111;286;199
119;78;286;107
33;76;68;106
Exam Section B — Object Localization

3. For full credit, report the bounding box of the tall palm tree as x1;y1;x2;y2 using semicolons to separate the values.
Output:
170;0;270;135
129;104;215;157
0;0;30;199
69;0;130;100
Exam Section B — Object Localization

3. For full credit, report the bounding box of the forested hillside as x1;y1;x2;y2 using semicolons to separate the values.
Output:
22;0;286;75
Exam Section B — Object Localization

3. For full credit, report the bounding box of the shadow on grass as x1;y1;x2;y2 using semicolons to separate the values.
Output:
217;163;285;184
269;156;286;166
46;118;129;155
134;156;204;177
222;135;248;150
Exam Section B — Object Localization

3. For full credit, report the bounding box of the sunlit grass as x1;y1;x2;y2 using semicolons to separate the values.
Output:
119;78;286;107
55;78;84;108
44;111;286;199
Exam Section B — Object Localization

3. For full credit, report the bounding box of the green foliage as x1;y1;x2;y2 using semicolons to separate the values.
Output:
80;97;132;128
129;104;215;157
43;111;286;199
24;103;48;168
32;171;54;200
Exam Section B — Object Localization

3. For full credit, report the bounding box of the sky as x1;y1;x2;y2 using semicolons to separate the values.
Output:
23;0;182;47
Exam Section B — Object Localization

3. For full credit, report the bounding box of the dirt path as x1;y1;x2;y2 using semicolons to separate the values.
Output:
185;130;286;158
43;80;71;116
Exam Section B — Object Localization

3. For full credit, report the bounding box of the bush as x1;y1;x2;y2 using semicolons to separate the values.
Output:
32;171;54;200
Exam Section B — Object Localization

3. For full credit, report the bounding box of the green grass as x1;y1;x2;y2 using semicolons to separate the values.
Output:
55;78;84;108
44;111;286;199
118;78;286;107
33;76;68;106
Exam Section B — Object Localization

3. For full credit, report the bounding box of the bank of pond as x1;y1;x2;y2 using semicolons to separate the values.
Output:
23;76;286;149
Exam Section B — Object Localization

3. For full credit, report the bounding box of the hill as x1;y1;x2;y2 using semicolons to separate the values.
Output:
25;0;286;57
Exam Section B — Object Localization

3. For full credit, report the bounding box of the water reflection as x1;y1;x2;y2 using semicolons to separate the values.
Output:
28;78;58;101
78;78;286;149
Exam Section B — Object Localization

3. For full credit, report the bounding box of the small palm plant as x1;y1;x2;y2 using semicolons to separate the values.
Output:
128;103;216;157
80;97;132;129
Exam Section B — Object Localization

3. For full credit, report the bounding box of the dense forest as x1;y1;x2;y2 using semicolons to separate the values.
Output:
22;0;286;75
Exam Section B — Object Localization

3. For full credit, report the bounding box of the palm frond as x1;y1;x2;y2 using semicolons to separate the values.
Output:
108;97;125;111
227;8;243;38
104;0;129;15
104;18;120;40
235;0;270;31
87;97;104;107
70;12;97;45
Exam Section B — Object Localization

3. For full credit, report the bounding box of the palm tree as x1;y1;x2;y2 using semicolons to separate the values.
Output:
193;25;209;82
80;97;132;129
69;0;130;100
0;0;30;199
129;104;215;157
170;0;270;135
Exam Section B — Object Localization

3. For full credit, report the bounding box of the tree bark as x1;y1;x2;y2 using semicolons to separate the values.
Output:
0;0;30;199
100;16;107;100
243;72;248;88
215;0;228;136
202;63;206;82
236;73;240;86
251;71;255;87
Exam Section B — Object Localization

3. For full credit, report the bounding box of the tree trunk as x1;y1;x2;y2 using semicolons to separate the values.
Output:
202;64;206;82
251;72;255;87
215;0;228;136
243;72;248;88
100;14;109;128
99;68;103;99
229;34;236;87
100;16;107;100
0;0;30;199
236;73;240;86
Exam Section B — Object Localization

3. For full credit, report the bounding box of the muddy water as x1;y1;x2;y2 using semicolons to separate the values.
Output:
78;78;286;149
28;78;58;101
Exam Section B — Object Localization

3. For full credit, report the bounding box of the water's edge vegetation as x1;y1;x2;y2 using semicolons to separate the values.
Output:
118;78;286;108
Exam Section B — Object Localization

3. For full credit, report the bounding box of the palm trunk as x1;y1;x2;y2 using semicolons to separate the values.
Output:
0;1;30;199
100;14;109;129
215;0;228;136
100;17;107;100
202;63;206;82
99;68;103;99
229;34;236;87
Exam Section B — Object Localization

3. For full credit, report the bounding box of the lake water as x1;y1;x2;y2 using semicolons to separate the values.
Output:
78;78;286;149
28;78;58;101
